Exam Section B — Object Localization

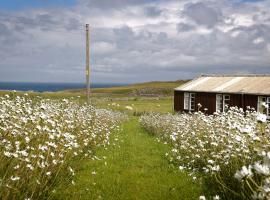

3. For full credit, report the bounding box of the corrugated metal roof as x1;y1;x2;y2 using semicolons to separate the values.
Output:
175;74;270;95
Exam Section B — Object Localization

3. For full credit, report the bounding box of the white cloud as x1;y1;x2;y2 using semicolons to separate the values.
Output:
0;0;269;83
253;37;264;44
93;42;116;55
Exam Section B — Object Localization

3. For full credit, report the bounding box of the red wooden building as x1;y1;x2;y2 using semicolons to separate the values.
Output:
174;74;270;117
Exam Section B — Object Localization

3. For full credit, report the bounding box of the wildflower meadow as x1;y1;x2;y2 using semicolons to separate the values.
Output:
0;94;127;200
1;92;270;200
140;107;270;199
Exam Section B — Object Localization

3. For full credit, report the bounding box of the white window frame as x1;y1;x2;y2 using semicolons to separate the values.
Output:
184;92;195;111
216;94;230;112
258;96;270;117
257;96;266;114
268;97;270;117
184;92;189;110
216;94;223;112
223;94;230;112
189;93;195;111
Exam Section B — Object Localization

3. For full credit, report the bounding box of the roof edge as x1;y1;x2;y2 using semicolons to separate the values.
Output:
173;76;202;90
174;89;270;96
200;74;270;77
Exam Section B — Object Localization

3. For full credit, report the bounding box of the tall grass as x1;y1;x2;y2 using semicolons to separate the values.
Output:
0;94;127;200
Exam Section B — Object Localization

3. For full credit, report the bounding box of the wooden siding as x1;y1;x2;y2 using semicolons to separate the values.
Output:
174;91;183;111
174;91;261;114
228;94;242;108
244;94;258;110
194;92;216;114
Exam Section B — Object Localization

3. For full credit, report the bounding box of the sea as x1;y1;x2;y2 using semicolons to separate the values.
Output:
0;82;126;92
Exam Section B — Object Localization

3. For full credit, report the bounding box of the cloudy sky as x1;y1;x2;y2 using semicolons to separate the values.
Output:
0;0;269;83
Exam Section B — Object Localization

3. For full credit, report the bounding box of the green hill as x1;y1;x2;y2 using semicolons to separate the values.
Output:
65;80;187;96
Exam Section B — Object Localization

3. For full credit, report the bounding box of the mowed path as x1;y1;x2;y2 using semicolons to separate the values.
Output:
56;118;201;200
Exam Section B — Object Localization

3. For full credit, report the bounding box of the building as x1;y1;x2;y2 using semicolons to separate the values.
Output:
174;74;270;117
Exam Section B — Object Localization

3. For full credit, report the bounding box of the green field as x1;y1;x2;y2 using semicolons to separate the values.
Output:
65;80;187;96
93;97;173;114
0;80;182;114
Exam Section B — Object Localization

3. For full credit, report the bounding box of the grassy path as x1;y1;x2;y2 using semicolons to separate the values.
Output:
55;118;202;200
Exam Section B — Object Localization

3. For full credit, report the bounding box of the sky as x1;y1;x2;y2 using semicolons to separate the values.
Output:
0;0;269;83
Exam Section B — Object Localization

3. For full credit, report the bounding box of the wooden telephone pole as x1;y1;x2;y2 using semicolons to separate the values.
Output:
85;24;90;103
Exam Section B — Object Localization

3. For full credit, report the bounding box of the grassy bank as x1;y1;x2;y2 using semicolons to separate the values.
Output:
65;80;187;96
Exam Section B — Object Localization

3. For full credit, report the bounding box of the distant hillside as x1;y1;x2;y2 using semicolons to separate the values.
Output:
65;80;188;96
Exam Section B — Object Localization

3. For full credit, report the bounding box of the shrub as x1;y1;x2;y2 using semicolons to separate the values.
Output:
140;107;270;199
0;94;126;200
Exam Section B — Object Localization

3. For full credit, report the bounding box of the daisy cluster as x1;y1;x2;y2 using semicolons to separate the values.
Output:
0;94;127;200
234;151;270;200
140;107;270;199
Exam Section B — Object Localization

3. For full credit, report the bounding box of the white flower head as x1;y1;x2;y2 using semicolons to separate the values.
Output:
213;195;220;200
234;165;253;180
257;113;267;123
253;162;270;175
11;176;20;181
199;195;206;200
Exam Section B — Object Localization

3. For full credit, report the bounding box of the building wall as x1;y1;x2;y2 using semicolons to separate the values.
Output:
174;91;259;114
174;90;183;111
244;94;258;110
194;92;216;114
174;91;216;113
228;94;258;111
229;93;242;108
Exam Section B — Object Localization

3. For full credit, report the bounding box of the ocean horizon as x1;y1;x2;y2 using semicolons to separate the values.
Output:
0;82;126;92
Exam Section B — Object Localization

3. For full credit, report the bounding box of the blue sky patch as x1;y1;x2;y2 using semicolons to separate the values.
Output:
0;0;76;10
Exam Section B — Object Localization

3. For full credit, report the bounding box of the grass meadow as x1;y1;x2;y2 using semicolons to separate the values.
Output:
1;81;269;199
53;118;201;200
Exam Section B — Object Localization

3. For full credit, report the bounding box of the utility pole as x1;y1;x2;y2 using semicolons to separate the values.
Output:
85;24;90;103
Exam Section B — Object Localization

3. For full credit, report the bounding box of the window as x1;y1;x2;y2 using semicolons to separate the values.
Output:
268;97;270;117
190;93;195;111
258;96;270;117
216;94;230;112
223;94;230;112
184;93;189;110
216;94;223;112
258;96;267;114
268;98;270;118
184;92;195;111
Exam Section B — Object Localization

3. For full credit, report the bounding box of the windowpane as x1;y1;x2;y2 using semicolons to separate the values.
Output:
184;93;189;110
216;94;222;112
224;95;230;101
183;92;195;111
223;94;230;112
190;93;195;111
267;97;270;117
258;96;267;114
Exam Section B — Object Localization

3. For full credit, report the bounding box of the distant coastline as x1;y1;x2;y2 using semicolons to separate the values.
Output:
0;82;126;92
